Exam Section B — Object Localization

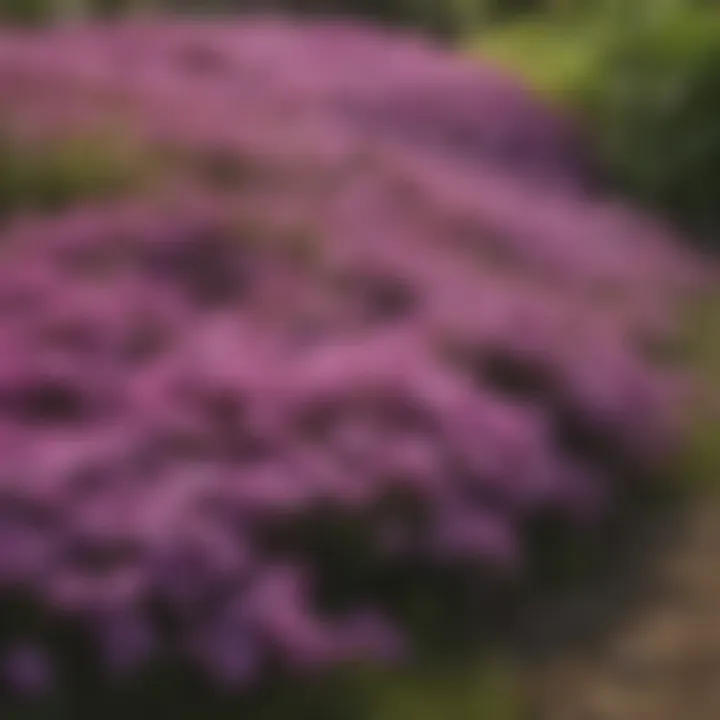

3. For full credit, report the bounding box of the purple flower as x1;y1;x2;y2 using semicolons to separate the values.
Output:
0;16;705;694
1;644;54;696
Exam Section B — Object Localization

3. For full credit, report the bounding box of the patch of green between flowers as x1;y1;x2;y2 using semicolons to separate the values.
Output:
0;130;150;221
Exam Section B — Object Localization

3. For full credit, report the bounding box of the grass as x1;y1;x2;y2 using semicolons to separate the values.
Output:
367;659;524;720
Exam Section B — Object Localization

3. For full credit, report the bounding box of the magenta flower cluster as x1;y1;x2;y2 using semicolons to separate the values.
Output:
0;17;704;698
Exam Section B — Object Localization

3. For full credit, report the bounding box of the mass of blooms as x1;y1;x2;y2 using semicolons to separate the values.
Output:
0;16;707;700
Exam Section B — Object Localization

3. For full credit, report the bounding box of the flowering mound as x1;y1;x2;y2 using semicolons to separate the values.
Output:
0;16;706;701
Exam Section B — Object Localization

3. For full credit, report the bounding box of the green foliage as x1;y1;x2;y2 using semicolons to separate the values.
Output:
474;4;720;241
573;6;720;239
0;132;145;219
367;660;524;720
0;0;154;24
0;0;60;24
0;0;584;36
467;19;602;97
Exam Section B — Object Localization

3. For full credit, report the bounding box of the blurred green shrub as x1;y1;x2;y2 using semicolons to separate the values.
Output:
0;0;152;23
474;3;720;243
468;18;602;96
0;1;585;36
0;0;60;24
575;6;720;241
